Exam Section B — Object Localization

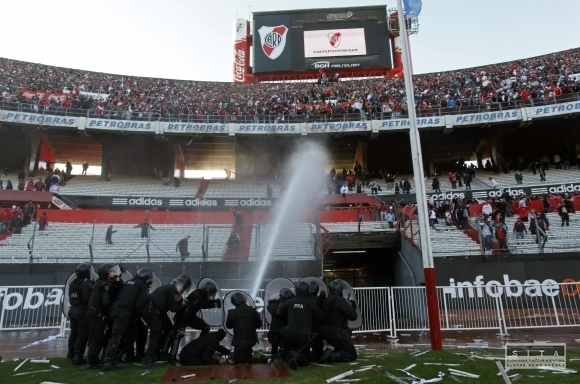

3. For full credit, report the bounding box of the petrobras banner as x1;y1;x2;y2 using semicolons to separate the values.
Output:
164;122;227;133
309;120;370;133
0;110;78;127
86;118;154;132
235;123;301;134
527;101;580;119
449;109;521;126
379;116;444;130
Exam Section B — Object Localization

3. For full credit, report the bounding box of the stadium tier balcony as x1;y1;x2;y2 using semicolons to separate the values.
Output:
402;220;482;257
475;169;580;190
2;47;580;122
203;178;280;198
248;223;315;261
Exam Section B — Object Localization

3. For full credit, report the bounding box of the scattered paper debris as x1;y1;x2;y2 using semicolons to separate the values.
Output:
402;364;416;371
50;365;60;369
448;368;480;378
412;351;428;357
14;358;28;371
228;380;237;384
424;363;461;367
181;373;196;378
21;335;63;349
336;380;361;382
31;359;50;363
495;361;513;384
141;370;150;376
40;382;65;384
14;369;53;376
448;375;462;383
411;372;444;384
326;370;355;383
538;366;577;374
372;366;407;384
354;367;373;372
314;363;333;367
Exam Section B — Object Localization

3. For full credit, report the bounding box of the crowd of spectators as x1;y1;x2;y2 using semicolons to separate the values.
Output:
1;48;580;122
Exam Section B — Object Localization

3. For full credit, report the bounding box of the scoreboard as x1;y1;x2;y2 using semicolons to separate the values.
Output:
253;6;391;73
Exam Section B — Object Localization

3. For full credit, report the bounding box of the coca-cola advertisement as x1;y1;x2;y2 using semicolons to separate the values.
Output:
233;18;250;83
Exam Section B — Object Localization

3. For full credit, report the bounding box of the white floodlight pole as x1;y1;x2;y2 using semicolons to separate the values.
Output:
396;0;442;350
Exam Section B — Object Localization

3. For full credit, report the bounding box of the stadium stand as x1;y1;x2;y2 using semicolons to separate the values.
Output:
2;48;580;122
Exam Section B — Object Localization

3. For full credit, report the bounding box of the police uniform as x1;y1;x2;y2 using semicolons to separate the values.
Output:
86;278;117;367
101;276;150;368
277;295;324;367
309;292;325;362
225;302;261;364
320;293;358;363
180;330;230;366
141;284;184;365
266;299;286;356
175;289;220;335
68;276;94;362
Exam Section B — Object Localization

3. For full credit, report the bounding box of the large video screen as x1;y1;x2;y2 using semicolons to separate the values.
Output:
303;28;367;58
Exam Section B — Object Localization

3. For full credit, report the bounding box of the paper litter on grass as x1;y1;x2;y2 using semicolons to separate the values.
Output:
424;363;461;366
31;359;50;363
326;370;355;383
448;368;480;378
13;358;28;371
21;334;63;349
495;360;512;384
181;373;196;378
411;372;444;384
13;369;53;376
50;365;60;369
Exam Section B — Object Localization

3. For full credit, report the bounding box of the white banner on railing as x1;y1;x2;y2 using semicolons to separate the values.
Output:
86;118;154;132
1;111;78;127
527;100;580;119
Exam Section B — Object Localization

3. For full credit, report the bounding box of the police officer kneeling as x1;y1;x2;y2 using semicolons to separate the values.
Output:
277;281;324;370
179;329;230;366
225;292;261;364
318;280;358;364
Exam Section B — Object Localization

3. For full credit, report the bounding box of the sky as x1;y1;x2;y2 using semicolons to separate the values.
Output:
1;0;579;82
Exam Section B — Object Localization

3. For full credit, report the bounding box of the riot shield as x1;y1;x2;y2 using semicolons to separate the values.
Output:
120;269;133;282
337;279;363;330
264;278;295;325
149;274;163;293
198;277;225;327
298;276;328;297
223;291;255;336
62;269;98;319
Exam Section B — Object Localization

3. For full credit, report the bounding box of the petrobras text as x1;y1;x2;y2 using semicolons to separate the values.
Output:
310;122;368;132
443;275;560;298
380;117;442;129
87;119;152;130
238;125;297;132
454;110;519;124
1;111;77;126
165;123;226;132
0;287;63;311
529;101;580;118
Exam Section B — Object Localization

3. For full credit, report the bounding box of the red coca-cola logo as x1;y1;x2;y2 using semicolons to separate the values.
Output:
234;49;245;82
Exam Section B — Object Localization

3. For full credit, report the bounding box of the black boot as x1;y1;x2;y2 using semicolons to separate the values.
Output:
142;357;157;370
71;355;87;365
318;348;333;364
101;358;119;371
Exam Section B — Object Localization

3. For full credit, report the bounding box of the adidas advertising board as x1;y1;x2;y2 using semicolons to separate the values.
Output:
103;196;274;209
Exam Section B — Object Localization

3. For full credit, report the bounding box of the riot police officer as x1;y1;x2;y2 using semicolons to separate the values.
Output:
267;288;293;359
141;277;187;369
158;275;193;363
168;279;221;364
179;329;230;366
225;292;261;364
68;263;94;365
318;280;358;364
277;281;324;370
101;268;155;371
308;281;326;362
85;263;122;369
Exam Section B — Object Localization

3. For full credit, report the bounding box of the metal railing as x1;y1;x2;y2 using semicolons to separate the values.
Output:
4;282;580;338
1;92;579;124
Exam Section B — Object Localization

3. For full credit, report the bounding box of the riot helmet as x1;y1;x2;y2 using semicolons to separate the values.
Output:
295;281;309;298
328;280;344;296
170;276;189;293
136;268;155;286
279;288;294;302
75;263;91;279
308;280;320;297
199;280;218;299
98;263;120;280
177;274;193;292
231;291;246;306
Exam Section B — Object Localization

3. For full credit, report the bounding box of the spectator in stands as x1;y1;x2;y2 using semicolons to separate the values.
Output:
176;235;191;261
482;200;493;217
340;184;348;198
17;169;25;182
0;179;3;189
25;178;33;191
432;176;441;193
22;200;36;226
480;220;493;252
37;212;48;231
428;207;438;231
514;170;523;185
0;208;11;230
489;177;498;189
540;155;550;170
134;219;155;238
553;153;562;169
66;161;73;177
34;178;45;191
539;164;546;181
558;203;570;226
17;178;25;191
105;225;117;244
369;179;378;195
49;183;60;194
173;177;181;188
513;217;527;244
266;184;273;198
402;179;411;194
448;172;457;189
386;209;395;228
233;211;244;233
227;232;240;257
356;203;365;223
495;222;508;254
82;161;89;175
5;180;13;189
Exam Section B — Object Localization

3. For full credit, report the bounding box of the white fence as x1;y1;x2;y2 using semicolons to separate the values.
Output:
2;283;580;336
